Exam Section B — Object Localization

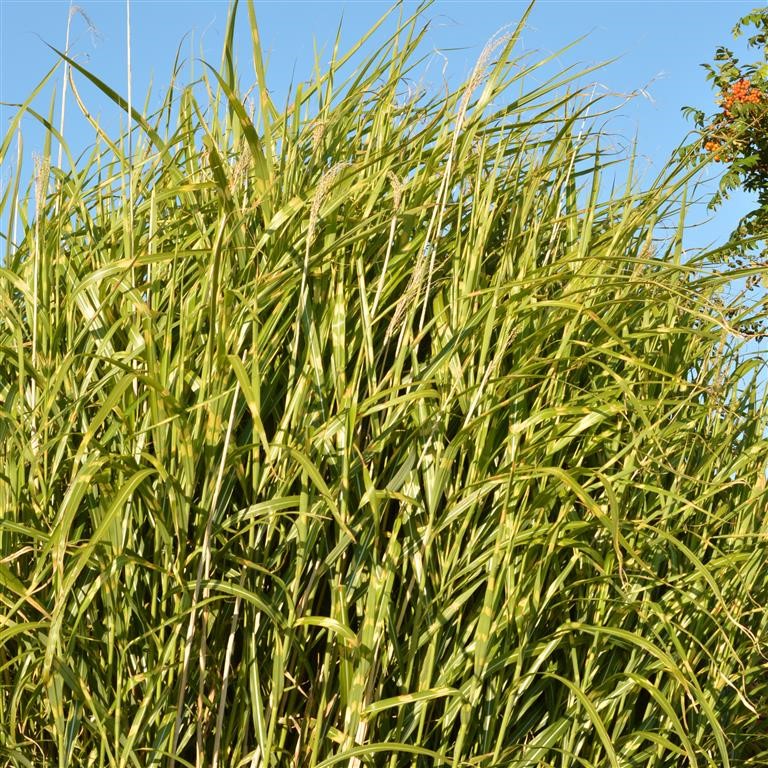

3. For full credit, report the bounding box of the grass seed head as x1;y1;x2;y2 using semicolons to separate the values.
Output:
33;153;50;215
459;26;515;116
310;120;327;155
229;138;252;193
308;161;348;246
387;170;404;211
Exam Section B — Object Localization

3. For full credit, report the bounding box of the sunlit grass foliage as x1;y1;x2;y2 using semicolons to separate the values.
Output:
1;2;767;766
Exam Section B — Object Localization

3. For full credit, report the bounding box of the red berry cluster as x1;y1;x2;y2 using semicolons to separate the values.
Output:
720;78;762;117
688;7;768;269
703;77;765;162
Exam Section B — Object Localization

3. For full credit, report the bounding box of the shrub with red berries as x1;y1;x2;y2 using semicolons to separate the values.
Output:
684;7;768;264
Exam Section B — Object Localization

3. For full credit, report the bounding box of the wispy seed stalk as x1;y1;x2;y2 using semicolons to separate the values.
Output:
372;171;405;318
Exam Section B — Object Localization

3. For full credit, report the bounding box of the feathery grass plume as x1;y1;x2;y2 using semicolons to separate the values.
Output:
30;152;50;445
33;152;50;213
229;136;252;194
457;25;516;119
307;160;349;247
371;170;405;318
125;0;133;216
310;119;327;156
297;159;350;421
411;23;518;335
2;1;768;766
57;4;100;171
385;239;429;341
387;168;404;210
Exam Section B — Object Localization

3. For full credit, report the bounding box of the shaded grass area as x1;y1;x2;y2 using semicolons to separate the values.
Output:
1;2;767;766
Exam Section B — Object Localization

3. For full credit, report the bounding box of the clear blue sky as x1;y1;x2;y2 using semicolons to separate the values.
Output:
0;0;761;250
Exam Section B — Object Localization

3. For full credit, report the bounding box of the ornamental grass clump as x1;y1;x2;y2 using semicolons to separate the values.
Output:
1;2;768;766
